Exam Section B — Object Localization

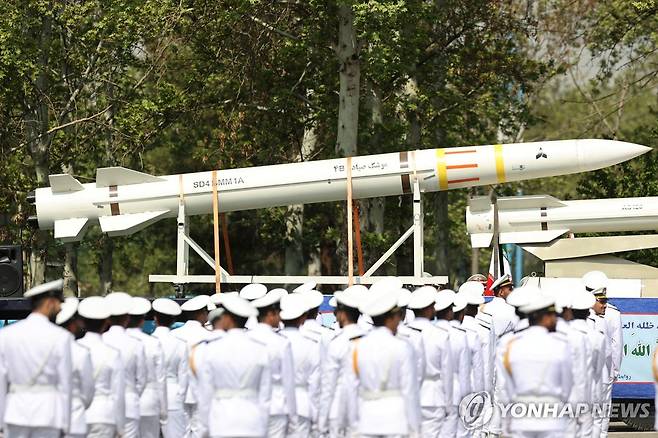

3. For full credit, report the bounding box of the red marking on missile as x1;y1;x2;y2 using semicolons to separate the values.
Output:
447;164;478;170
445;149;477;155
448;177;480;184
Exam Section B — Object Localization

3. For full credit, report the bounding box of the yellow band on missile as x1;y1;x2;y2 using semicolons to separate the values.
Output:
435;149;448;190
494;143;506;183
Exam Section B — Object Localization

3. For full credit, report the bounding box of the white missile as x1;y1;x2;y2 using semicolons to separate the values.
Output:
467;194;658;248
29;139;650;242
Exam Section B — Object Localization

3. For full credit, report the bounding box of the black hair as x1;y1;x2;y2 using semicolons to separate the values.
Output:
307;307;319;320
464;304;479;317
182;309;207;322
226;311;248;329
154;312;176;327
110;315;128;326
30;292;62;311
372;309;399;326
572;309;589;320
257;304;280;322
84;318;106;333
128;315;145;328
336;304;359;323
435;307;453;320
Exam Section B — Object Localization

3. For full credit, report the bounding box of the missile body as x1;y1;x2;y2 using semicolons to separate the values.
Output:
467;195;658;248
32;139;650;242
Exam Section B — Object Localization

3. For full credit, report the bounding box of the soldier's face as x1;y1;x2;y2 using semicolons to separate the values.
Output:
500;285;513;300
593;299;607;315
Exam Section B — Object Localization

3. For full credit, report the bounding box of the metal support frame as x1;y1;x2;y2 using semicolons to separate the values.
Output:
150;181;447;289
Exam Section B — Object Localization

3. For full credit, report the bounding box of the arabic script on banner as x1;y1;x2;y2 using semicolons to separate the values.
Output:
617;314;658;383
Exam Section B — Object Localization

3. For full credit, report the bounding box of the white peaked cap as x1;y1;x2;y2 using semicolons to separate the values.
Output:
336;289;362;309
240;284;267;301
280;293;309;320
106;292;134;316
152;298;182;316
571;290;596;310
210;292;238;306
78;296;111;320
207;307;225;324
369;277;403;294
435;289;456;311
491;273;513;290
302;290;324;310
506;285;541;308
292;282;317;294
24;279;64;298
343;285;368;295
129;297;152;316
269;288;289;298
408;286;438;310
221;294;257;318
181;295;211;312
359;288;400;317
397;288;412;308
518;292;556;314
582;271;609;292
56;297;79;325
452;293;468;312
328;295;338;307
458;281;485;305
553;289;572;314
252;289;286;309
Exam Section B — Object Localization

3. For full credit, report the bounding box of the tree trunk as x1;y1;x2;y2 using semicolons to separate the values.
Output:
25;13;53;288
335;2;360;157
63;243;79;297
98;235;113;294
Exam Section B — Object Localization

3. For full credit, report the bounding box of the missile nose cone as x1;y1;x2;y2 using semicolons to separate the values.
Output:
577;139;652;172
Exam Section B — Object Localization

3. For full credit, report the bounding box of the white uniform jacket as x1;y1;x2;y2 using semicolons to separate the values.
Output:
462;314;494;392
452;319;484;393
318;324;365;433
78;332;125;430
0;313;73;432
483;297;518;338
152;326;189;413
128;328;167;420
301;319;335;362
344;326;421;436
579;317;607;403
280;327;321;422
437;319;471;405
498;326;573;432
197;329;272;437
103;325;147;420
172;320;214;405
556;319;589;405
248;323;297;418
605;305;623;382
69;341;94;435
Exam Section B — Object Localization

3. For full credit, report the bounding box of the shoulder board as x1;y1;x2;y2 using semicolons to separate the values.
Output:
587;317;596;322
76;343;90;351
462;326;477;333
598;329;605;335
325;326;336;331
482;311;492;317
408;326;422;332
607;304;618;311
513;327;528;334
573;328;588;335
452;326;466;333
248;337;267;347
302;333;319;343
127;334;143;343
435;325;449;333
478;323;491;331
349;334;364;341
552;332;567;340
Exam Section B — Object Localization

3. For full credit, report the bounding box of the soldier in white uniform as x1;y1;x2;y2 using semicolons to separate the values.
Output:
434;289;471;437
318;288;366;438
405;286;452;438
451;293;485;438
553;288;590;438
249;290;297;438
484;274;518;338
498;292;573;438
56;298;94;438
172;295;214;438
78;297;126;438
344;287;421;438
459;281;495;394
127;298;167;438
197;295;272;438
280;293;321;437
0;279;72;438
103;292;148;438
151;298;189;438
299;289;336;353
240;283;268;330
583;270;621;438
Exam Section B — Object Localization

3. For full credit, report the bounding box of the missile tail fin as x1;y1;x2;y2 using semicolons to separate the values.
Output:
499;229;569;245
470;233;494;248
497;195;565;210
49;174;85;193
96;167;164;187
54;218;89;242
99;210;169;237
